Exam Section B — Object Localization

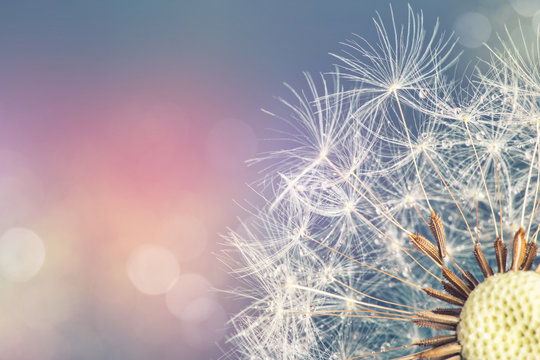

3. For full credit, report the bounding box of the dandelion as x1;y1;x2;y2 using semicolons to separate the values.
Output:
225;6;540;360
332;5;457;119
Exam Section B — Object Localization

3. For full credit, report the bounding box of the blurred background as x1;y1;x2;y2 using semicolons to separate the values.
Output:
0;0;536;359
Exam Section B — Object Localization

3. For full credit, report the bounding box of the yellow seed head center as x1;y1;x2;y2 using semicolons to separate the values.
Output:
457;271;540;360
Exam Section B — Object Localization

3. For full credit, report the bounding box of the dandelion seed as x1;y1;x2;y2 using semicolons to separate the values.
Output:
225;6;540;360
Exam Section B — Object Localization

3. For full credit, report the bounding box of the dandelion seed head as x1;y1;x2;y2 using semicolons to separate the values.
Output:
488;143;500;155
390;83;402;93
508;221;521;233
510;0;540;17
343;202;354;213
226;5;540;360
457;271;540;359
453;12;492;49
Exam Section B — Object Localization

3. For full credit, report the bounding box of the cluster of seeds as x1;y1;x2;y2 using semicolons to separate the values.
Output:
458;271;540;360
226;6;540;360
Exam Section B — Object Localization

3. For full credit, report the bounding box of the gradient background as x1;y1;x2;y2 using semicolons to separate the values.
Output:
0;1;535;359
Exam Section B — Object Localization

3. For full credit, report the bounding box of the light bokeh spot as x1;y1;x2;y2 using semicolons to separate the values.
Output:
0;227;46;282
126;244;180;295
165;273;216;322
532;10;540;33
453;12;492;48
510;0;540;17
179;302;227;349
158;213;208;262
